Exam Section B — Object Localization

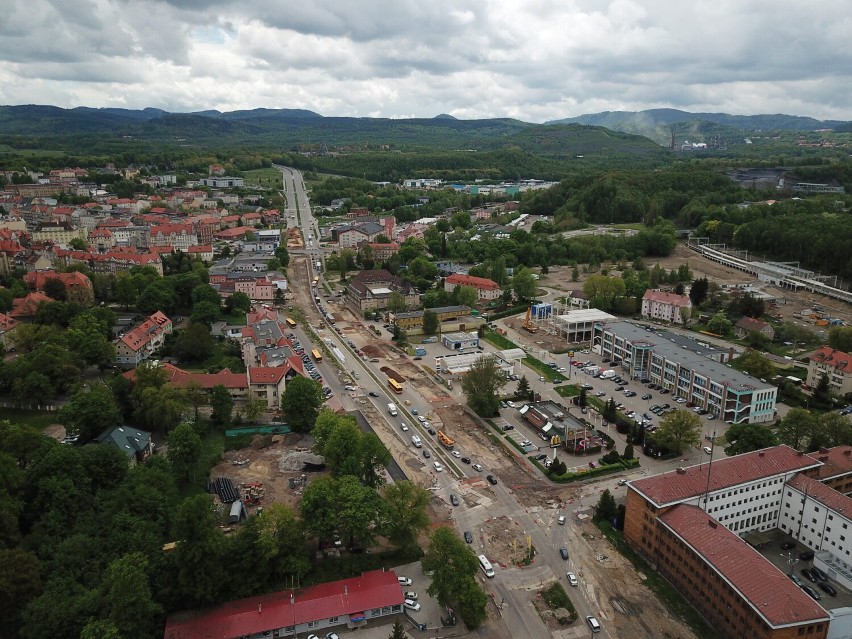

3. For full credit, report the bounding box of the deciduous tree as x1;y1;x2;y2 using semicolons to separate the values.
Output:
777;408;815;450
422;310;439;335
512;267;537;303
654;409;702;454
380;481;430;550
166;422;203;484
724;422;779;456
60;384;122;442
461;355;506;417
280;376;325;432
422;527;486;629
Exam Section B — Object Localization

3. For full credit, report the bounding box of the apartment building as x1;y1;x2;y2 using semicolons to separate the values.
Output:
641;289;692;324
346;269;419;314
444;273;502;302
594;321;776;423
115;311;173;367
807;347;852;396
30;222;88;247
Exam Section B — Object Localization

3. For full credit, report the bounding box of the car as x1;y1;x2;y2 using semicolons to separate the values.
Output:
344;385;356;391
660;388;670;394
450;494;459;506
539;376;546;382
464;531;473;544
558;515;566;525
558;367;567;373
642;394;653;400
818;582;837;596
676;397;687;403
800;551;815;561
417;415;427;423
615;385;624;392
502;424;514;431
595;391;607;397
325;634;340;639
626;411;636;419
451;450;461;458
801;568;818;583
400;422;409;431
403;591;417;600
423;450;431;459
461;456;471;464
566;571;578;586
433;462;444;473
802;585;822;601
559;547;569;560
703;446;713;455
500;401;508;409
790;574;805;587
307;635;320;639
586;615;602;633
486;474;498;485
472;463;483;472
781;541;796;550
538;432;549;441
535;453;548;461
552;378;563;384
398;576;412;586
411;408;418;415
812;566;828;581
403;599;421;612
521;440;532;447
506;400;516;408
617;479;628;486
548;362;558;369
427;427;436;435
368;391;379;397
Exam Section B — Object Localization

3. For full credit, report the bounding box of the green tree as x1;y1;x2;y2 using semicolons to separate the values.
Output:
812;373;833;408
59;384;122;442
623;443;634;460
777;408;815;450
191;284;221;306
461;355;506;417
100;552;162;638
43;277;68;301
299;475;383;548
724;422;779;456
387;291;407;312
583;274;626;311
173;322;215;362
827;326;852;353
512;267;537;303
707;311;733;336
69;237;88;251
166;422;203;483
224;291;252;315
689;276;709;306
454;285;479;308
190;300;220;326
571;266;580;282
654;410;702;454
380;480;430;550
280;376;325;432
251;503;310;582
422;310;439;335
595;489;617;522
732;350;775;380
820;412;852;447
578;387;588;407
0;548;42;635
80;619;122;639
209;384;234;429
173;494;226;606
242;397;268;423
388;618;408;639
515;375;531;400
274;245;290;266
422;527;486;629
133;385;186;433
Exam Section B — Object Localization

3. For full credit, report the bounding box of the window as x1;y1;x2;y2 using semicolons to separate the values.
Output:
329;617;338;623
307;622;318;628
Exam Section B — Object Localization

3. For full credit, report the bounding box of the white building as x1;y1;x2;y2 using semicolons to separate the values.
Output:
641;289;692;324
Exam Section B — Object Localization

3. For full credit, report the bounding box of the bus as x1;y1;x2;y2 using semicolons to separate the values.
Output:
311;349;323;363
285;317;297;328
478;554;495;578
387;377;403;394
312;276;319;288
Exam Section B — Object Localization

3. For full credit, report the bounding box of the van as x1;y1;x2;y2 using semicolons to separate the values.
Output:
586;616;601;633
411;435;422;448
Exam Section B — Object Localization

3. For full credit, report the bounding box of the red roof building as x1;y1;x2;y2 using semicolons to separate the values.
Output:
807;346;852;395
0;311;19;348
444;273;502;302
165;570;404;639
812;445;852;494
115;311;173;366
641;289;692;324
9;291;52;320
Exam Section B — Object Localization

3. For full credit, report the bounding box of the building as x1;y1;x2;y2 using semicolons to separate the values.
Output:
434;351;513;377
441;331;480;351
165;570;404;639
0;312;18;348
148;223;198;252
200;176;244;188
30;222;88;247
23;269;94;305
115;311;173;367
811;445;852;495
359;241;400;261
444;273;502;302
337;222;386;249
735;316;775;340
95;426;154;466
345;269;418;315
807;347;852;396
625;446;832;639
8;291;53;321
594;321;776;423
389;305;481;334
553;309;616;344
641;289;692;324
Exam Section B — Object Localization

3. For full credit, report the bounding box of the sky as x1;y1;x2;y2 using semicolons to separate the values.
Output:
1;0;851;122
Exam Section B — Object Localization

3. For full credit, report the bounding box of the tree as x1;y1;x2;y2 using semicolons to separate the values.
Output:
654;410;702;454
209;384;234;429
274;245;290;266
299;475;383;548
43;277;68;301
422;310;439;335
388;618;408;639
133;385;186;433
820;412;852;447
454;285;479;308
777;408;815;450
387;291;407;313
595;489;617;522
732;350;775;380
422;527;486;629
380;481;430;550
59;384;122;442
69;237;88;251
828;326;852;353
173;494;226;606
67;325;115;368
191;284;221;306
623;443;634;460
578;387;588;408
166;422;203;483
583;274;626;311
100;552;162;638
689;276;709;306
280;376;325;432
224;291;252;315
724;422;779;456
571;266;580;282
461;355;506;417
173;322;215;362
190;300;220;326
0;548;42;635
707;311;732;336
242;397;268;422
515;375;532;400
251;503;310;581
80;619;122;639
812;373;833;408
512;267;537;303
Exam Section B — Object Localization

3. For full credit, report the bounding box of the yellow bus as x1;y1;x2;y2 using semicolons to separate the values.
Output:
311;348;323;363
387;377;403;394
312;276;319;288
285;317;297;328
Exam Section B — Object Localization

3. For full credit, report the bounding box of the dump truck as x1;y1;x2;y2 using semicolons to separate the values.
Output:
437;430;455;449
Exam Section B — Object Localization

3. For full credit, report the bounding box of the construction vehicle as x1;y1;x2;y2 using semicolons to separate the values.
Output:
522;307;538;333
437;430;455;450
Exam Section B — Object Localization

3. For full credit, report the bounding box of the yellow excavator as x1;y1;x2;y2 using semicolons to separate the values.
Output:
523;307;538;333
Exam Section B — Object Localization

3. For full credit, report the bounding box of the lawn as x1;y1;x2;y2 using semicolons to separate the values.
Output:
2;408;60;430
242;167;284;188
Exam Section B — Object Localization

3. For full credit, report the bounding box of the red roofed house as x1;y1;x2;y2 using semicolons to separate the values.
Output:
89;227;115;251
640;289;692;324
812;445;852;495
0;312;19;348
734;316;775;340
24;270;94;306
444;273;502;302
214;226;256;240
360;241;399;261
149;223;197;252
115;311;172;367
165;570;404;639
807;346;852;396
187;245;214;262
9;291;53;321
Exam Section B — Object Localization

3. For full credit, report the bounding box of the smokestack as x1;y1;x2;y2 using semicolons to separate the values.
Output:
258;604;262;613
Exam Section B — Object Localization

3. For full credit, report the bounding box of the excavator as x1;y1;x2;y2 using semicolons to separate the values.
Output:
522;307;538;333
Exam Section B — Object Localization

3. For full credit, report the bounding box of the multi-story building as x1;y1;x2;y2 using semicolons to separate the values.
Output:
390;305;473;330
115;311;173;367
346;269;418;314
359;241;400;261
23;269;94;305
30;222;88;247
444;273;502;302
594;321;776;423
807;347;852;396
641;289;692;324
337;222;386;249
200;176;244;188
148;223;198;252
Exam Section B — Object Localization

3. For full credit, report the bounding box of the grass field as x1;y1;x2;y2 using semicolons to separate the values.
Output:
2;408;60;430
243;167;284;188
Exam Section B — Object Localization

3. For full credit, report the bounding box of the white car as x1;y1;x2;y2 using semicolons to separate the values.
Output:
403;591;417;600
558;367;567;373
558;515;566;525
398;576;412;586
506;401;516;408
344;385;357;391
472;463;483;472
451;450;461;458
325;634;340;639
676;397;687;403
417;415;427;423
566;571;578;586
404;599;421;612
400;422;409;431
433;462;444;472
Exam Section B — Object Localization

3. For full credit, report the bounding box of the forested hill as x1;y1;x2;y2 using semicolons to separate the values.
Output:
0;104;664;159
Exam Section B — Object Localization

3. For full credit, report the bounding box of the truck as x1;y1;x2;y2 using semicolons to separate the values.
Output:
387;403;398;417
584;365;600;375
599;370;615;379
437;430;455;450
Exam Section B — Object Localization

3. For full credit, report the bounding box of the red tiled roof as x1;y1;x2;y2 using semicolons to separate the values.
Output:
187;245;212;254
658;505;828;628
9;291;52;318
24;270;92;291
248;367;287;385
810;347;851;372
788;473;852;515
735;316;770;332
119;311;172;352
445;273;500;291
124;362;248;390
0;312;18;332
631;445;821;507
813;445;852;480
642;289;691;306
214;226;255;239
164;570;403;639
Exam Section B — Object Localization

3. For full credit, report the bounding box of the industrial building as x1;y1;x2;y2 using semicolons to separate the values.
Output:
441;331;480;351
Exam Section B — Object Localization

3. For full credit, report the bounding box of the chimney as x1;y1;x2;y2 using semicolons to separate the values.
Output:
258;603;262;613
844;450;852;457
759;451;765;457
676;467;686;474
708;520;717;529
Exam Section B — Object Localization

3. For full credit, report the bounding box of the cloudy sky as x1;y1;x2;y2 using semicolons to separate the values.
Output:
1;0;850;122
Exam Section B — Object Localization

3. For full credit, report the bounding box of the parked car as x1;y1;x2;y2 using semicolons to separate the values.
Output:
642;393;652;400
558;515;566;525
812;566;828;581
800;551;815;561
566;571;578;586
789;574;805;587
502;424;514;431
781;541;796;550
818;582;837;596
325;633;340;639
486;475;498;485
404;599;421;611
368;391;379;397
433;462;444;473
398;576;412;586
802;585;821;601
472;464;483;472
403;591;417;600
801;568;818;583
423;450;431;459
464;531;473;543
559;547;569;560
450;494;459;506
461;456;471;464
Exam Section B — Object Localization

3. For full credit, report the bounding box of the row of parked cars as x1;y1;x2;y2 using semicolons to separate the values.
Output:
286;332;324;385
782;543;838;599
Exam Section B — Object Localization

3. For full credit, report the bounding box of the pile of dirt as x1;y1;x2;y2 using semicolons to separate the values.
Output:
380;366;404;382
362;344;384;358
279;450;325;471
480;515;535;567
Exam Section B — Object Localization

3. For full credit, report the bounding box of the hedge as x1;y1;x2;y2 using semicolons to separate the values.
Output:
547;461;625;483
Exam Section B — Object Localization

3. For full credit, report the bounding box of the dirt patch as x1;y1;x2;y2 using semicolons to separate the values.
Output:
43;424;67;441
480;514;536;567
380;366;405;383
362;344;384;358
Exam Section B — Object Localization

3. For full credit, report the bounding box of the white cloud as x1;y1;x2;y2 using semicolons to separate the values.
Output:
0;0;849;121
